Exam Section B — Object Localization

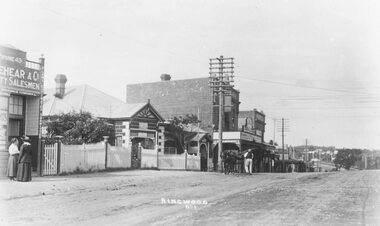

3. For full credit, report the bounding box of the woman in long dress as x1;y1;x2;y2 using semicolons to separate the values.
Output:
16;136;33;182
7;138;19;181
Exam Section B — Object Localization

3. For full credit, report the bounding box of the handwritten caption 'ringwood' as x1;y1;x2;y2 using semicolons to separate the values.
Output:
161;198;208;209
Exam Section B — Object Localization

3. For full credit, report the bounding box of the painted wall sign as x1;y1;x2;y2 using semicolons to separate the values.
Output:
254;110;265;122
253;135;262;143
139;122;148;129
0;46;42;96
256;130;262;136
241;132;254;142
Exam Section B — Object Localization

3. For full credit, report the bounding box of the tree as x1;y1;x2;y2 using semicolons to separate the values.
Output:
172;114;200;128
164;114;201;154
45;111;114;145
333;149;362;170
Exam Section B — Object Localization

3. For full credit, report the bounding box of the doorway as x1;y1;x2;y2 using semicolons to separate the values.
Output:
200;143;207;171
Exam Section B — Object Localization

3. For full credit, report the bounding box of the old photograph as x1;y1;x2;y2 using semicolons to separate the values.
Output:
0;0;379;225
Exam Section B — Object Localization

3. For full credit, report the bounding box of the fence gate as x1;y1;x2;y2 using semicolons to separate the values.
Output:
43;143;58;175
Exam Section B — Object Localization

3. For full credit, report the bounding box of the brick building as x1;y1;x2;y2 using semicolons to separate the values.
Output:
237;109;276;172
238;109;266;143
126;74;240;134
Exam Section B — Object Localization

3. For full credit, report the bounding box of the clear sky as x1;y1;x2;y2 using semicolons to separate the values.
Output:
1;0;379;149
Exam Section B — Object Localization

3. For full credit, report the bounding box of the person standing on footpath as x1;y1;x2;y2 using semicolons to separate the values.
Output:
244;149;254;175
16;136;33;182
7;138;20;181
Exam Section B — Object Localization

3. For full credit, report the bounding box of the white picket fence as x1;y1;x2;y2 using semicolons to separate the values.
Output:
108;145;132;169
158;153;186;170
141;148;158;168
60;143;105;173
187;154;201;171
43;143;58;175
43;142;204;175
138;149;203;170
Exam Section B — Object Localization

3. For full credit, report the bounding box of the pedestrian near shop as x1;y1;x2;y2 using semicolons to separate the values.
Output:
7;138;19;181
16;136;33;182
244;149;254;174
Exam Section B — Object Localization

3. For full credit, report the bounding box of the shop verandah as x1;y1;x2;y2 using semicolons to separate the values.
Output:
212;131;276;173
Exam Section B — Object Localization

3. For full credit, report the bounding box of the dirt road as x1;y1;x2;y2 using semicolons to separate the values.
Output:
1;170;379;226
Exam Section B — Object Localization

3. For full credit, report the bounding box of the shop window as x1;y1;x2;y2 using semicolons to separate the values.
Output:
9;95;24;115
9;120;21;136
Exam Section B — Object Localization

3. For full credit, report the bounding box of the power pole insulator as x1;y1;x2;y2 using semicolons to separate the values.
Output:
209;55;234;172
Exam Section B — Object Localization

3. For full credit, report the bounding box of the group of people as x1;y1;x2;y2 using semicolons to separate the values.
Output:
6;135;33;182
221;149;255;175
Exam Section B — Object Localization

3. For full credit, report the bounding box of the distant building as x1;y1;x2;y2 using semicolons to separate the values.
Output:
126;74;240;133
238;109;266;143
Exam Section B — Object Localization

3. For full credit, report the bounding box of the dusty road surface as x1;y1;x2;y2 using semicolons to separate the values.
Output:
0;170;379;226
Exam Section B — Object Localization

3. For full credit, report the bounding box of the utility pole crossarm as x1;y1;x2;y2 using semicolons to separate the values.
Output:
208;55;235;172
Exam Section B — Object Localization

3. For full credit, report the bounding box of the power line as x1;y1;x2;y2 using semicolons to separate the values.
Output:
236;75;378;96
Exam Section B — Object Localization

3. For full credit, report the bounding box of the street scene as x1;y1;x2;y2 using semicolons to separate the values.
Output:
1;170;380;225
1;0;380;225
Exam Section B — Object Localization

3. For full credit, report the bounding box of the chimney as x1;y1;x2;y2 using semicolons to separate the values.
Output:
160;74;171;81
54;74;67;98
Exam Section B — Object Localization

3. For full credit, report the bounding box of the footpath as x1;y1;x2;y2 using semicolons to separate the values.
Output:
0;170;142;200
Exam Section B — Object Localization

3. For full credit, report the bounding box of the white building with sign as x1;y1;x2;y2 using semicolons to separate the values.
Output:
0;44;44;175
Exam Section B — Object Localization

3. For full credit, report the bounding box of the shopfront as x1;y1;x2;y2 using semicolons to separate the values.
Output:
212;131;275;173
0;45;44;175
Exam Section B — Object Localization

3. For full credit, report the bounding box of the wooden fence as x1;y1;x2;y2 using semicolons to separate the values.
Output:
108;145;132;169
141;148;158;168
60;143;105;173
43;143;58;175
42;141;204;175
186;154;201;171
158;153;186;170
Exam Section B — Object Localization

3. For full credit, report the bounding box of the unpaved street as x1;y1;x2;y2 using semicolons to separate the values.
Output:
1;170;379;226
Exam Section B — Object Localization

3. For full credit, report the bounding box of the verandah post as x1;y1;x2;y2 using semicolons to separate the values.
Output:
185;150;188;171
54;135;63;175
103;136;109;169
38;138;45;176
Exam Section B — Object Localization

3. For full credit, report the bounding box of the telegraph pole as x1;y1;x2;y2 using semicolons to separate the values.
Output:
273;118;276;144
209;56;234;172
282;118;285;172
276;118;290;172
305;138;308;162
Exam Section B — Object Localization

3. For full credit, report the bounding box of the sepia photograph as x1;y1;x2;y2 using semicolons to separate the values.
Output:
0;0;379;225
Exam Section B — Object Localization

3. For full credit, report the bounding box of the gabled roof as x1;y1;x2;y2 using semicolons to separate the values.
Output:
108;102;147;119
108;102;164;121
43;84;136;118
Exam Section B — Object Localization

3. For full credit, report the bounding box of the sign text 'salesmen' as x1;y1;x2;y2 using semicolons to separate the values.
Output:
0;65;41;93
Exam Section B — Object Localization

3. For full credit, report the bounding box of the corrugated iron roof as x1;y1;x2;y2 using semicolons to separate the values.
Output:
43;84;146;118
